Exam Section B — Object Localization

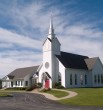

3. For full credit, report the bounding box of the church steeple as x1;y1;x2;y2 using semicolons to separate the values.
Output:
48;16;55;39
42;16;61;88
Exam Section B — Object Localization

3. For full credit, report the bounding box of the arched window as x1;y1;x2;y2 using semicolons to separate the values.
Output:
98;74;100;83
85;74;87;85
94;75;97;84
80;75;83;85
101;74;103;84
58;73;61;84
75;74;77;85
70;74;72;85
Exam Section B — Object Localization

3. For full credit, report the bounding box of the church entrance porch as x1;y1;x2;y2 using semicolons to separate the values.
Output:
42;72;51;89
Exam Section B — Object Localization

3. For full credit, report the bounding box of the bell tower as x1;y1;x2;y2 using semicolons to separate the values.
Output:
42;16;61;88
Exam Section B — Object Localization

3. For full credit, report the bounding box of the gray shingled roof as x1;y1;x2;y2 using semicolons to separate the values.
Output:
7;66;39;79
85;57;98;70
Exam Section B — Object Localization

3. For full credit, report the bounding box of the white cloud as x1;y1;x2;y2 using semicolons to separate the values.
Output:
59;34;103;63
56;23;103;39
0;27;43;78
0;1;103;78
0;43;13;48
0;28;42;49
0;50;42;62
0;59;40;78
0;50;42;78
9;2;49;34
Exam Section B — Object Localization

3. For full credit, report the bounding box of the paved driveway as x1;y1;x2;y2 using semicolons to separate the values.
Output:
0;92;103;110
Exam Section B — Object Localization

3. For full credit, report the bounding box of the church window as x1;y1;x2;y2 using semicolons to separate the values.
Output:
94;75;97;84
101;74;103;84
70;74;72;85
80;75;83;85
75;74;77;85
98;74;100;83
85;74;87;85
58;73;61;84
45;62;49;69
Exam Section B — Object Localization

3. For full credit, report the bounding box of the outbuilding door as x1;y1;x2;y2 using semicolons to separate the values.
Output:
11;81;13;87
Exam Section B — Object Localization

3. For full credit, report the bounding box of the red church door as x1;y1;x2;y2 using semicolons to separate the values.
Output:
45;80;49;89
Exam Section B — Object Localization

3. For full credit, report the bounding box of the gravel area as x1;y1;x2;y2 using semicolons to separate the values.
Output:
0;92;103;110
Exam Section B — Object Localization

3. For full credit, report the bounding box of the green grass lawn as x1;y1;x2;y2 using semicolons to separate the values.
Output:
59;88;103;106
42;89;68;98
0;89;26;93
0;93;13;97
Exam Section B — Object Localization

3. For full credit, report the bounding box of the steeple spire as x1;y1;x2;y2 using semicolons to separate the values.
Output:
49;15;54;34
48;15;55;39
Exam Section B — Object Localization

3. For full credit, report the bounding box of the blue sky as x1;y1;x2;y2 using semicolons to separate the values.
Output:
0;0;103;78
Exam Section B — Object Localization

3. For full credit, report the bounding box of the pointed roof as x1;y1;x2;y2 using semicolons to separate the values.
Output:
48;15;55;39
7;66;39;79
43;16;55;45
49;15;54;35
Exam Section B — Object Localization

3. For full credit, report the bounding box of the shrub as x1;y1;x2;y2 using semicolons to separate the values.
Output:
53;82;64;89
5;87;27;90
37;82;42;88
26;84;37;91
26;83;43;91
41;88;51;92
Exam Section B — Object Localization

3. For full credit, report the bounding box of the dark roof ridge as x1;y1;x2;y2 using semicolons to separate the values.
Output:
60;51;88;58
85;57;98;60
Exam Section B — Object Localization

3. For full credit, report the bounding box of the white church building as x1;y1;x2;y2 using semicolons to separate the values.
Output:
2;18;103;89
